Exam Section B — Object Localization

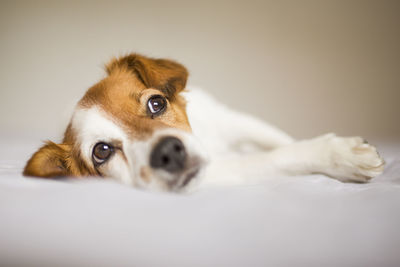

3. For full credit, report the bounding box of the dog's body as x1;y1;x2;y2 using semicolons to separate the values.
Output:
24;54;385;192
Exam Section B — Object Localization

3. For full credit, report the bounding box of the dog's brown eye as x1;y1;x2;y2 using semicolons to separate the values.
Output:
92;142;114;165
148;95;166;116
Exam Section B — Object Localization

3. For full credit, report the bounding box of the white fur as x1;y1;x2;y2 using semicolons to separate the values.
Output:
71;106;207;191
71;88;384;192
71;106;132;185
183;87;384;191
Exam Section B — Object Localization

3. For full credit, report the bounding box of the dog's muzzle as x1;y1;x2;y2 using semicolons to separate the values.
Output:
149;136;202;190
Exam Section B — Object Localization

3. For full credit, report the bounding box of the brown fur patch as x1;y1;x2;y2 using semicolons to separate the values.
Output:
24;53;191;178
105;54;188;99
140;166;151;183
23;141;70;178
23;141;96;178
79;62;191;140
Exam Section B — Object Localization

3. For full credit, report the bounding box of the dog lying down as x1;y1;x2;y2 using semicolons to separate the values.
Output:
23;53;385;192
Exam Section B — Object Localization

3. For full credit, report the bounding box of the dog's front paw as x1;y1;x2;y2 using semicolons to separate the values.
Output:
324;135;385;182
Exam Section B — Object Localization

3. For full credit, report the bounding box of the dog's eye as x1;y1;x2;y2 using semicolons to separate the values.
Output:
92;142;114;165
148;95;166;116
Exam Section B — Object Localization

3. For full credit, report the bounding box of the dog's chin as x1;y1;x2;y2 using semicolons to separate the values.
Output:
168;161;205;193
160;157;206;193
176;167;201;189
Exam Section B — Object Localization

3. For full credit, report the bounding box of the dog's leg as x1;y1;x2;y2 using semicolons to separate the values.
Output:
198;133;384;188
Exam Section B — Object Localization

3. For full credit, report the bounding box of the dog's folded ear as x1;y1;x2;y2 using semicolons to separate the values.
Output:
105;54;188;98
23;141;71;178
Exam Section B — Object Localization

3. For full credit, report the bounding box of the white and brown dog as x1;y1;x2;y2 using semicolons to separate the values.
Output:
24;54;385;192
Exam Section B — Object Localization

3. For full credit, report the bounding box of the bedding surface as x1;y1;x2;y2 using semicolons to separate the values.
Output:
1;135;399;267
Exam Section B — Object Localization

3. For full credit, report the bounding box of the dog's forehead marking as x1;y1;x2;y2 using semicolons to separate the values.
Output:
75;70;166;138
71;106;128;163
76;74;191;138
72;68;191;144
72;106;126;141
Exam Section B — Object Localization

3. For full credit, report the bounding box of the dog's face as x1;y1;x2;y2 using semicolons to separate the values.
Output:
24;54;206;192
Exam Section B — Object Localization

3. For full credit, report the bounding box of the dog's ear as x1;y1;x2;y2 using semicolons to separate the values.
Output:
23;142;71;178
106;54;188;98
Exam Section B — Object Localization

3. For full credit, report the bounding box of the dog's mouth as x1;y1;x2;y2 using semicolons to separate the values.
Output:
166;158;204;191
180;167;200;187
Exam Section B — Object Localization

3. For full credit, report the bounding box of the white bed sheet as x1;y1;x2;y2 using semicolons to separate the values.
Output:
1;136;399;267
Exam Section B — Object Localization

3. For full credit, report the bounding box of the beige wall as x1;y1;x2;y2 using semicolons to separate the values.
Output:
0;0;399;141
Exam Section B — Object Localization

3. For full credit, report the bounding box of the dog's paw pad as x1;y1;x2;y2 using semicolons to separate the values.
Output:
328;136;385;182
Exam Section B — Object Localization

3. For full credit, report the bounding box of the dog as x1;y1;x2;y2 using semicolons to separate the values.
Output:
23;53;385;192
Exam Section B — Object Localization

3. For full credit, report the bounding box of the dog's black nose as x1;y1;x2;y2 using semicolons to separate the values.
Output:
150;137;186;173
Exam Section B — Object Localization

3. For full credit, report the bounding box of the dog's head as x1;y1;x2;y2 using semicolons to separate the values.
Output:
23;54;207;192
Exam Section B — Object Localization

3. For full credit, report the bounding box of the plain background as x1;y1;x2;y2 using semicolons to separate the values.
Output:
0;0;399;141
